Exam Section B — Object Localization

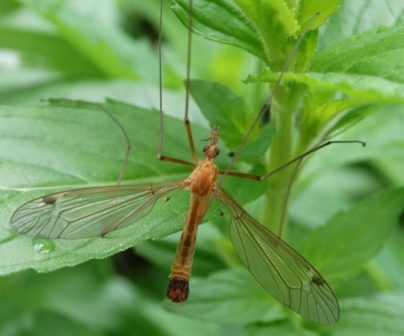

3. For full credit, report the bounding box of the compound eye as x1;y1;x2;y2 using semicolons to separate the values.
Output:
214;147;220;156
203;145;209;153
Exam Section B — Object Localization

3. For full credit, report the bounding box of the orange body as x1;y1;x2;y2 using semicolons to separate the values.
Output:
167;127;220;302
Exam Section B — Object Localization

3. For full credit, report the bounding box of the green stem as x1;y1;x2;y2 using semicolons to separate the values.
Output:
260;84;303;235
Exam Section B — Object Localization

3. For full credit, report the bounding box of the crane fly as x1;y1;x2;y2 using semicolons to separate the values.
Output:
10;123;339;324
9;0;343;326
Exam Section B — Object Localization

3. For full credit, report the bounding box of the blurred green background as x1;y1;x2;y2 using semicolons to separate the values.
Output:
0;0;404;335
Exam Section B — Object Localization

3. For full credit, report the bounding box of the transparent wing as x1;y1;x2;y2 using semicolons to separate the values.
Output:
218;188;339;325
11;183;181;239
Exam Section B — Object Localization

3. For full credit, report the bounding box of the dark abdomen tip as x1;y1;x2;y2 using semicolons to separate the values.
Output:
167;278;189;303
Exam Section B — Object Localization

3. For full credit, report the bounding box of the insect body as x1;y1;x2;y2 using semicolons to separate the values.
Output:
166;126;219;302
9;0;344;326
11;124;339;324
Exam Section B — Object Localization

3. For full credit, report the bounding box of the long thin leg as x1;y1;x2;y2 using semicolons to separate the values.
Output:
219;140;366;181
157;0;198;168
96;104;132;186
157;0;164;161
50;99;132;186
221;140;364;239
214;12;321;192
277;157;303;237
209;11;362;239
183;0;198;162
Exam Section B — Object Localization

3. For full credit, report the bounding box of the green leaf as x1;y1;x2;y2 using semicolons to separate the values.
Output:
318;0;404;50
0;99;267;274
299;188;404;286
0;100;192;274
299;0;340;30
171;0;340;68
189;80;277;162
236;122;276;161
19;311;101;336
0;26;103;77
248;321;304;336
306;23;404;136
189;79;253;149
317;295;404;335
165;268;285;324
0;263;137;331
15;0;156;79
232;0;300;66
170;0;264;59
261;71;404;103
292;104;404;193
311;24;404;82
252;23;404;143
0;0;19;17
1;0;404;332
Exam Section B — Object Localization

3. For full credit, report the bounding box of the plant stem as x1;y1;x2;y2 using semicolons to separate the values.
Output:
261;84;303;235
